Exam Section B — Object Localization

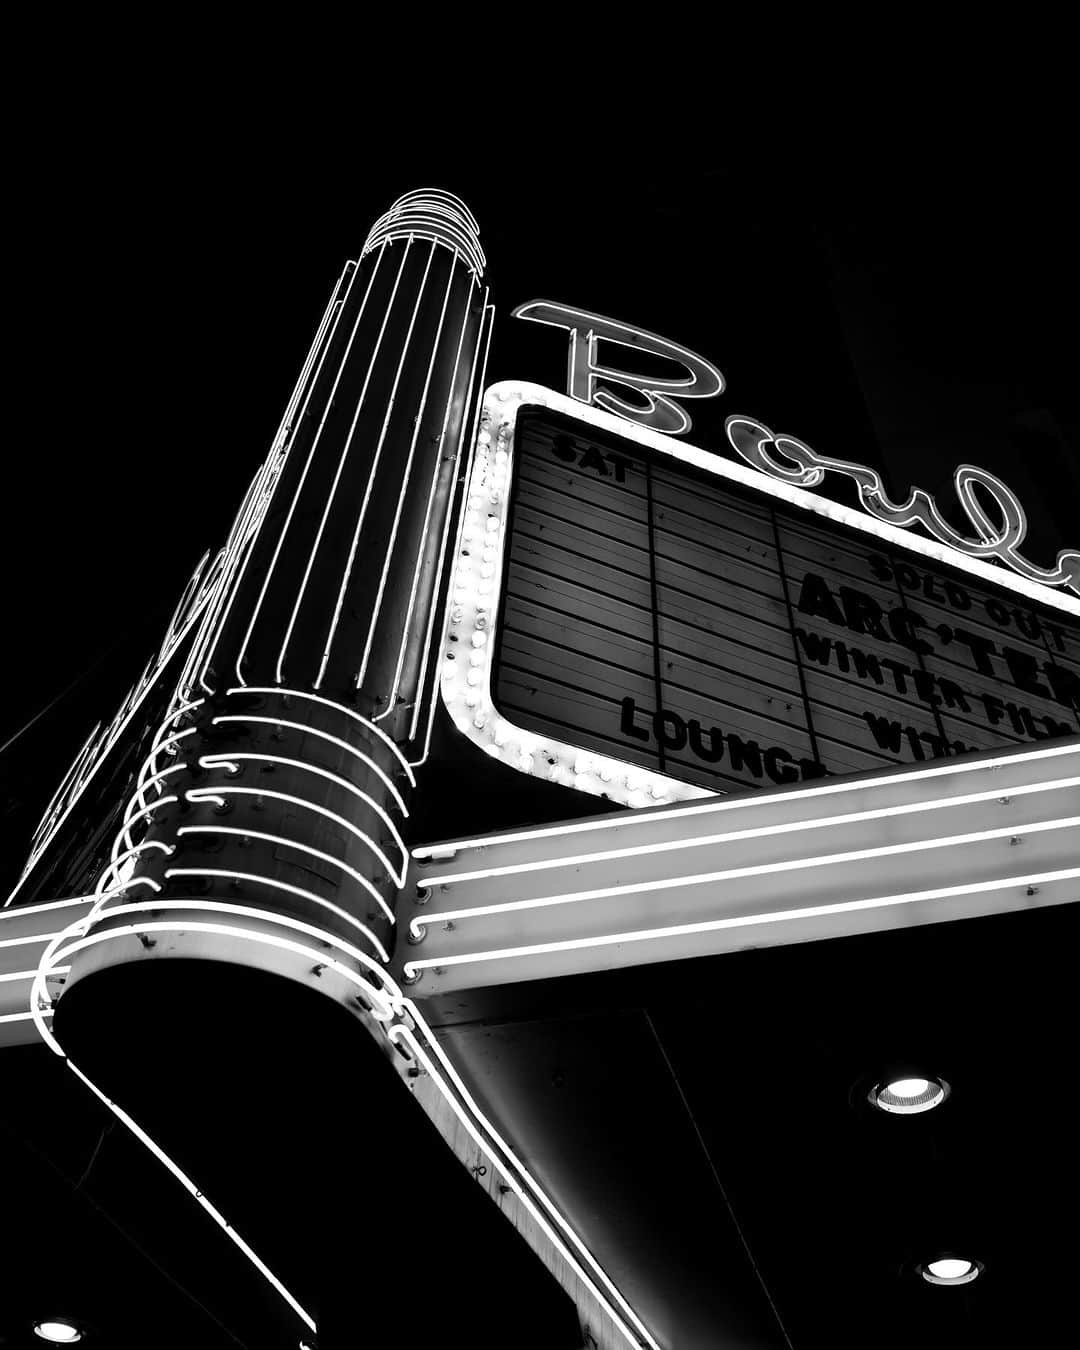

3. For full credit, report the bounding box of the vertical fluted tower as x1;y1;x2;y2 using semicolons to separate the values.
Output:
59;191;491;1018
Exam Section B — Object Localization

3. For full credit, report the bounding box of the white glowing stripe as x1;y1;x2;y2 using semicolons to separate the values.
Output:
319;240;438;690
184;787;406;890
211;716;409;816
269;265;355;454
27;924;318;1335
0;931;72;949
403;868;1080;978
357;254;459;690
158;870;390;962
411;815;1080;936
192;461;280;696
69;1059;315;1334
0;1009;52;1023
276;242;405;684
197;754;407;870
389;1019;659;1350
412;743;1080;859
0;967;69;983
234;251;374;684
411;298;495;760
189;451;279;696
418;777;1080;888
177;826;395;924
381;276;478;723
402;1000;662;1349
0;895;99;922
230;688;416;786
79;899;400;1009
191;252;345;696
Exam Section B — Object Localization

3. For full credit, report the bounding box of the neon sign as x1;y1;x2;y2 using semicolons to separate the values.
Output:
513;301;1080;598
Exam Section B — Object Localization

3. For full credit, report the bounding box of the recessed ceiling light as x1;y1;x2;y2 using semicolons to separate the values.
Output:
919;1256;983;1286
33;1320;83;1343
869;1074;949;1115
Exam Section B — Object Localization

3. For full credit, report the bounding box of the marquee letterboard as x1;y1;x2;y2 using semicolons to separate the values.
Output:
481;402;1080;800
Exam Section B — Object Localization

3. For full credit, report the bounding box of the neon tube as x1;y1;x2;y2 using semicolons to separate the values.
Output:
355;255;459;688
210;715;409;816
412;743;1080;859
403;867;1080;979
416;776;1080;889
176;825;395;924
320;241;438;689
276;242;407;683
410;815;1080;936
158;870;390;963
197;753;407;868
229;688;415;785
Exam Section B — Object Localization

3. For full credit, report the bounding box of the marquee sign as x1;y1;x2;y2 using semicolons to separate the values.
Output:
442;383;1080;809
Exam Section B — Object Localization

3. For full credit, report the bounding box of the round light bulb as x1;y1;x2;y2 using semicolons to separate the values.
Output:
870;1074;949;1115
34;1322;83;1344
890;1077;930;1098
920;1256;982;1286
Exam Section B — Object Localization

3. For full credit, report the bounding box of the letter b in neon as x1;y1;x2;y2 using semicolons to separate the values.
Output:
514;300;724;436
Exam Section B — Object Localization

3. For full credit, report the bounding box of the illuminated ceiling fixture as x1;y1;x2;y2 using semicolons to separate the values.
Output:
33;1320;83;1343
920;1256;983;1286
869;1074;949;1115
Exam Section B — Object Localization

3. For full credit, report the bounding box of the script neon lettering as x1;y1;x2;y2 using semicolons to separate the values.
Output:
511;300;1079;597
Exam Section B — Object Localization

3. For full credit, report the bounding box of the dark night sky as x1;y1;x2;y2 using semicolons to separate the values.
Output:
3;111;1077;891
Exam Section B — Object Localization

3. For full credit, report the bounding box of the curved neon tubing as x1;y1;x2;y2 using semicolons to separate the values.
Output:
185;787;406;890
229;688;415;785
197;753;407;869
176;826;395;924
97;841;173;895
211;716;408;816
69;900;400;1013
158;870;390;963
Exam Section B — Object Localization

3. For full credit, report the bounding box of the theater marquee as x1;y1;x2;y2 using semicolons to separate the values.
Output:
441;383;1080;809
